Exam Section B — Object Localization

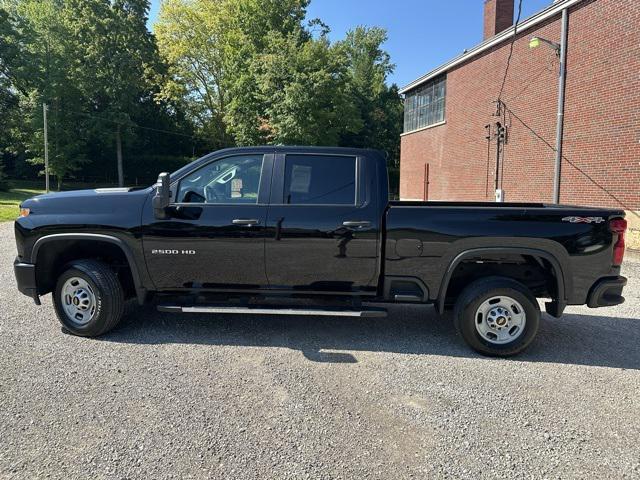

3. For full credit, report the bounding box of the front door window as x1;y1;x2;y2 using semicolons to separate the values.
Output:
177;154;264;204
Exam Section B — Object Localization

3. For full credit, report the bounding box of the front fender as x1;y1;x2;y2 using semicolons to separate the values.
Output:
30;233;148;305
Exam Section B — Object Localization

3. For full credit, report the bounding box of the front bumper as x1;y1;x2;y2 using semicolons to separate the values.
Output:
14;258;40;304
586;276;627;308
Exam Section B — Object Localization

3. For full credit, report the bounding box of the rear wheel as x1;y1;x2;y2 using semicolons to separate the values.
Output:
453;277;540;357
53;260;124;337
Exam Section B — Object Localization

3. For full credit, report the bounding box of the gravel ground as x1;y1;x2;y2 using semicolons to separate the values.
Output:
1;221;639;480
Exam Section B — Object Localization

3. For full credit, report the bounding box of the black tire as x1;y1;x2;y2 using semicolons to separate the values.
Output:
453;276;540;357
53;259;124;337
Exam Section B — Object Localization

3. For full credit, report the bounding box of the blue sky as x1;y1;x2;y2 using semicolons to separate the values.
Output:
148;0;552;88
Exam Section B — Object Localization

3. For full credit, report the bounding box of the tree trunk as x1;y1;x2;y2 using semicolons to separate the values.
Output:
116;125;124;187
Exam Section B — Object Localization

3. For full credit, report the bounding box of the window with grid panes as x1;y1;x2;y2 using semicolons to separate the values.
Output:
403;75;446;133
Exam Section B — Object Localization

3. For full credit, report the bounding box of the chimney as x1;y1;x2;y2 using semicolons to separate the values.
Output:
483;0;514;40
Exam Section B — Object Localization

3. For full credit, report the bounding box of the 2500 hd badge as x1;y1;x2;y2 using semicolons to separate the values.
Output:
151;249;196;255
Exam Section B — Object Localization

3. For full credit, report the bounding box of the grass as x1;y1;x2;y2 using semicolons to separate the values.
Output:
0;185;45;222
0;179;117;222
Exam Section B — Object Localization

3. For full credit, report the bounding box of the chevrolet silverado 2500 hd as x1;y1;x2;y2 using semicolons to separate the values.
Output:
14;147;628;356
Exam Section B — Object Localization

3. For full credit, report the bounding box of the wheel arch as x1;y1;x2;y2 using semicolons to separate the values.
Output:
437;247;569;316
30;233;147;304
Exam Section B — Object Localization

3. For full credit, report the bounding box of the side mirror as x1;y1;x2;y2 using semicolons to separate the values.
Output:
152;172;171;219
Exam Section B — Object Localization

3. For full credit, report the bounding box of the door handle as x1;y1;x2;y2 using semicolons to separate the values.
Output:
232;218;260;226
342;220;371;228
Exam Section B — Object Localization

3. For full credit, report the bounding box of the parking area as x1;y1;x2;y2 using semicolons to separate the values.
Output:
1;220;639;479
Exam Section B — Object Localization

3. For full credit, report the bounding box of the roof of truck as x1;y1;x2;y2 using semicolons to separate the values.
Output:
169;146;386;181
212;145;385;155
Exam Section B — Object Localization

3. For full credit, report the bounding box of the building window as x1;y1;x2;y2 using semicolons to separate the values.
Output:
403;75;446;133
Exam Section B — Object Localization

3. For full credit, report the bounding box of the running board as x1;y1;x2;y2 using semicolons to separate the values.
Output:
157;305;387;318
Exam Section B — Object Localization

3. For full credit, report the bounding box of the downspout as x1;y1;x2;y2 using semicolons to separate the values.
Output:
553;7;568;204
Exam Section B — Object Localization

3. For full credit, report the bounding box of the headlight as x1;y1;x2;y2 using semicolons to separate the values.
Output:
19;207;30;218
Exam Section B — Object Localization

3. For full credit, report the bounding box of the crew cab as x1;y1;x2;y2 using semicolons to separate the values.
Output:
13;147;628;356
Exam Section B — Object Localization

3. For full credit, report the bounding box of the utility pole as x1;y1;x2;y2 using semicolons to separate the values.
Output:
43;102;50;193
493;120;507;202
116;124;124;187
423;163;429;201
553;8;569;204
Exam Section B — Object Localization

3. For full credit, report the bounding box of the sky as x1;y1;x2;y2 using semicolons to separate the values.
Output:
147;0;552;88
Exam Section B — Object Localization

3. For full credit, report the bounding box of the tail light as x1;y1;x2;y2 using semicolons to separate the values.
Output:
609;218;627;266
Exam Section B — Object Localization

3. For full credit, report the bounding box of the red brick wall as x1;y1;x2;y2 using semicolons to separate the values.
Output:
400;0;640;210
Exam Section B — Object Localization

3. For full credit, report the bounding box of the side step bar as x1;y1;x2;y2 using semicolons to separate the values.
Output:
157;305;387;318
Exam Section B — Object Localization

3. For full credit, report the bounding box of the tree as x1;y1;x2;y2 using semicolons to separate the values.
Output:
243;30;360;145
0;8;20;187
1;0;195;187
156;1;402;157
67;0;161;186
2;0;404;189
155;0;313;147
154;0;230;149
0;0;90;187
338;26;403;169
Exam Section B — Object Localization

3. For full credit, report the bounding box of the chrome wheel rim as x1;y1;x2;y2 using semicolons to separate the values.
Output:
475;296;526;345
61;277;96;325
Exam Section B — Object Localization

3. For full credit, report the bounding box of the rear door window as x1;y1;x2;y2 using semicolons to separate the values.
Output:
283;155;356;205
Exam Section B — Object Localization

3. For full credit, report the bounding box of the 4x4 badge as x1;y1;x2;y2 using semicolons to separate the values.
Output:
562;216;605;224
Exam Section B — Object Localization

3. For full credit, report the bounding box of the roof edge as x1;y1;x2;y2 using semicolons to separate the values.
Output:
399;0;582;94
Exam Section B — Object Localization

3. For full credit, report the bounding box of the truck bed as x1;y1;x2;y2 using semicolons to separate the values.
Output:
384;201;625;307
389;200;612;210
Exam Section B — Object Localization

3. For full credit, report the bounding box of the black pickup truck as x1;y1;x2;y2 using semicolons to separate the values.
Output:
14;146;628;356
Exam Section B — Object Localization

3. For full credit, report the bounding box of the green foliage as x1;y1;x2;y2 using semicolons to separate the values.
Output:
338;27;404;168
155;0;312;148
1;0;403;187
157;0;402;157
154;0;231;149
1;0;85;181
0;185;44;220
245;31;361;145
0;0;194;186
67;0;159;122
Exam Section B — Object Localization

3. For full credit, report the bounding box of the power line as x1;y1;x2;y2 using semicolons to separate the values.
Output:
505;56;557;103
497;0;524;102
71;110;196;139
503;103;640;217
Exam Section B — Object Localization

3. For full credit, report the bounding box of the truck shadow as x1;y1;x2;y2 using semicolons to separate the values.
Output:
102;303;640;370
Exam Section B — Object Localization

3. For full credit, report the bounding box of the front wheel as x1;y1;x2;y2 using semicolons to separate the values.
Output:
453;277;540;357
53;260;124;337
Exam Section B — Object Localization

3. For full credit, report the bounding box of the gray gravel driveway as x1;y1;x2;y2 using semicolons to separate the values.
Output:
1;221;639;479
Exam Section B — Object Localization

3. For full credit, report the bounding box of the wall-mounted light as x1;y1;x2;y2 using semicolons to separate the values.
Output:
529;36;561;55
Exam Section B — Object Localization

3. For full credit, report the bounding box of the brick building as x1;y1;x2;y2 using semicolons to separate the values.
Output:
399;0;640;247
